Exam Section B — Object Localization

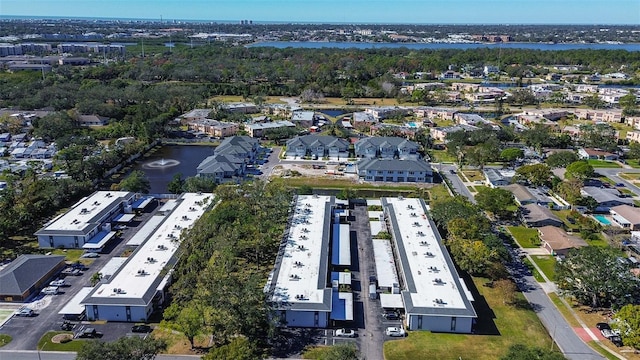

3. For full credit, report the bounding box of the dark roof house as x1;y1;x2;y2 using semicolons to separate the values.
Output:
521;204;563;228
354;137;420;160
0;255;66;302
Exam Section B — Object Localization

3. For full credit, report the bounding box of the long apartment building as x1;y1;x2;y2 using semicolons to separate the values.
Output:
381;197;477;332
81;192;213;322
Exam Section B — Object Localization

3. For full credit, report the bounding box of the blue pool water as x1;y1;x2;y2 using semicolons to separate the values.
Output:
408;122;417;128
594;215;611;225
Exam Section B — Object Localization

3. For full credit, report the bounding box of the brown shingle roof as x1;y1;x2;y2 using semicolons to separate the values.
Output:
538;226;587;252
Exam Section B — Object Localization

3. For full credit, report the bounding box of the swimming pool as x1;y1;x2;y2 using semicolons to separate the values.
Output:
407;122;417;128
594;215;611;225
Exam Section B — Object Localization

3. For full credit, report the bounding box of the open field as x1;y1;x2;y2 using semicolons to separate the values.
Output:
384;277;556;360
38;331;84;351
461;170;484;182
530;255;556;281
587;159;621;168
51;249;85;263
507;226;540;248
153;327;209;355
428;149;457;163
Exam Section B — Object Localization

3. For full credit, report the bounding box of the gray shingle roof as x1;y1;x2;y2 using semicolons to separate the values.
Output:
286;135;350;150
357;158;432;172
354;136;419;155
0;255;65;296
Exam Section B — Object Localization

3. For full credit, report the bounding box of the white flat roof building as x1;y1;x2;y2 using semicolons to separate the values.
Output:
266;195;334;328
59;287;93;320
36;191;135;249
382;197;476;333
373;239;399;290
82;193;213;322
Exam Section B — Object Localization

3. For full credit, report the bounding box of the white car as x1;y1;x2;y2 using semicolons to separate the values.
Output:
81;252;99;258
41;286;59;295
385;326;406;337
335;328;356;338
49;279;66;287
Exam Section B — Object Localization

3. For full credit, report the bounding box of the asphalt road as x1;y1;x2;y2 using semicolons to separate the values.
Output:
597;168;640;196
444;167;603;360
352;204;385;360
437;164;476;203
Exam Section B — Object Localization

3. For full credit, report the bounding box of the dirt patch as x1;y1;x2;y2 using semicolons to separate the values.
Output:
51;333;73;343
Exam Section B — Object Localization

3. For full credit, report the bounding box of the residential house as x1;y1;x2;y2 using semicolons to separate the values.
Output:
577;148;619;161
0;255;66;302
291;111;316;128
521;204;564;228
354;137;420;160
625;116;640;130
180;109;213;122
357;158;432;183
537;226;587;256
627;131;640;144
483;168;514;188
483;65;499;76
286;135;350;159
610;205;640;230
505;184;553;206
574;109;623;123
196;153;246;183
78;115;109;126
245;120;295;138
186;119;239;138
214;136;259;162
364;107;410;121
581;186;633;212
223;102;258;114
440;70;461;80
430;124;480;142
451;83;480;92
414;107;457;121
352;111;378;125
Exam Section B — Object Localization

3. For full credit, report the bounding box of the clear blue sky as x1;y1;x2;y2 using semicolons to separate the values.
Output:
2;0;639;24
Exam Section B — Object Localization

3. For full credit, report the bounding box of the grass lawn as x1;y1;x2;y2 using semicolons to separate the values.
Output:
0;334;11;348
429;184;452;202
547;293;579;327
152;326;209;354
530;255;556;281
428;149;457;163
507;226;540;248
38;331;85;351
51;249;85;263
620;172;640;180
623;160;640;169
583;234;609;248
461;170;484;182
552;210;581;232
522;258;545;282
384;277;556;360
587;159;621;168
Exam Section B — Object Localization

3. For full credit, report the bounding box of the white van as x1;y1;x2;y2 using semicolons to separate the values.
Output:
41;286;59;295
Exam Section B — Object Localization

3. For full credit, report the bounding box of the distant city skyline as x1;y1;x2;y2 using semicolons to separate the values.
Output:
1;0;639;25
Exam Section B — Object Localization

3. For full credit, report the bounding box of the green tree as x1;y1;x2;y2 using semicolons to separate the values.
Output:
475;187;515;219
183;176;217;193
583;93;606;109
514;164;553;187
447;215;491;242
500;148;524;167
619;92;638;116
430;196;479;229
203;337;259;360
466;140;500;170
448;238;495;276
565;161;595;181
316;343;359;360
118;170;151;194
76;336;166;360
546;151;579;168
169;304;205;349
556;247;640;309
628;141;640;160
167;173;184;194
520;124;555;153
499;344;566;360
553;179;583;204
612;304;640;350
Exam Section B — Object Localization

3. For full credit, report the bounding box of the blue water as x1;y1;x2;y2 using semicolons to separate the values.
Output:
318;109;347;117
594;215;611;225
408;122;417;128
248;41;640;52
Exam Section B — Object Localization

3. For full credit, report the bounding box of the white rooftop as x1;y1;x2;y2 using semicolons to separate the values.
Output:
372;239;399;289
37;191;133;234
125;215;165;246
59;287;94;316
270;195;333;309
99;257;128;280
87;193;213;304
383;197;475;316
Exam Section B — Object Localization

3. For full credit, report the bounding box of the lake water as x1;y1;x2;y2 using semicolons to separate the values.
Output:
248;41;640;51
134;145;215;193
318;109;347;117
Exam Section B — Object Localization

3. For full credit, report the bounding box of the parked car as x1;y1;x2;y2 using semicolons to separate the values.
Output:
50;279;66;287
16;308;35;317
131;325;152;333
76;328;100;338
610;335;623;347
335;328;356;338
385;327;406;337
616;183;625;187
71;269;83;276
383;311;400;320
81;252;99;258
61;321;74;330
41;286;59;295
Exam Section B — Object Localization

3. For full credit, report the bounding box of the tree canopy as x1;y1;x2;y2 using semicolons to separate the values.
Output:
475;187;516;219
545;151;579;168
555;247;640;309
76;336;166;360
514;164;553;187
612;304;640;349
565;161;595;181
117;170;151;193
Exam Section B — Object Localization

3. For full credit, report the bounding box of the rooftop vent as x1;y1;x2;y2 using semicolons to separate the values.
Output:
425;252;434;257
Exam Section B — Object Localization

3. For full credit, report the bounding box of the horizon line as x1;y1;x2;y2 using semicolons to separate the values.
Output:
0;14;636;26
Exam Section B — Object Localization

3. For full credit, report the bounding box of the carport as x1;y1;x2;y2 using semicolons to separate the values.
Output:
82;231;116;252
112;213;135;223
58;287;93;320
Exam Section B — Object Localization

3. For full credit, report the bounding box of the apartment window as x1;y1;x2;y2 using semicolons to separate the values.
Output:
451;317;457;331
409;171;415;175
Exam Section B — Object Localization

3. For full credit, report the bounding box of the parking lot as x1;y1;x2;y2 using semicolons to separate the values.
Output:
0;204;161;351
